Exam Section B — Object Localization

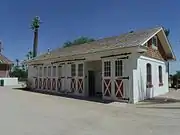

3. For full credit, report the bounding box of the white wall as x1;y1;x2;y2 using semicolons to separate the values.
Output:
133;56;168;103
1;78;18;86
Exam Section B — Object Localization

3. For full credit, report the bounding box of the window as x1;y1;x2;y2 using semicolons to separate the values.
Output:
48;66;51;77
115;60;123;76
104;61;111;77
52;66;56;76
146;63;152;88
78;64;83;77
58;66;62;77
34;66;38;77
159;66;163;86
71;64;76;77
39;67;42;77
44;67;47;77
152;36;158;48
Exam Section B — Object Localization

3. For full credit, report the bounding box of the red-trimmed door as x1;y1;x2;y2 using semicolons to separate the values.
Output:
52;78;56;90
57;78;61;92
39;78;42;89
114;79;124;98
47;78;51;90
77;63;84;94
102;61;112;97
34;77;38;89
43;78;47;90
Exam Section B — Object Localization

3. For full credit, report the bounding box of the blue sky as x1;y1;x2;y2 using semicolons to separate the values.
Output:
0;0;179;74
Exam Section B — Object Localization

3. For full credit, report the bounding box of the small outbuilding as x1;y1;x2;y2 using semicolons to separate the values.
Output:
0;53;18;86
26;27;175;103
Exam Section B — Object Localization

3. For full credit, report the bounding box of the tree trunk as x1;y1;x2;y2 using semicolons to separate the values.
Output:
33;29;38;57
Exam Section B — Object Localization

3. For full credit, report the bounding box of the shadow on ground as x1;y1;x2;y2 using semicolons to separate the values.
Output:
13;87;115;104
138;97;180;105
137;106;180;109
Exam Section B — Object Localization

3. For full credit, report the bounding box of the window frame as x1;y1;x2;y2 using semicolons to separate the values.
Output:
152;36;158;49
39;67;42;77
78;64;84;77
159;66;163;86
115;60;123;77
104;61;111;77
71;64;76;77
44;67;47;77
48;66;51;77
58;65;62;77
52;66;57;77
146;63;153;88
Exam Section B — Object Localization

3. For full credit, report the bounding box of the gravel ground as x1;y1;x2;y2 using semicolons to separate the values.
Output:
0;87;180;135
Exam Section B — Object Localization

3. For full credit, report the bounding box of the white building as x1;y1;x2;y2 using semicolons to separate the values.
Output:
25;27;175;103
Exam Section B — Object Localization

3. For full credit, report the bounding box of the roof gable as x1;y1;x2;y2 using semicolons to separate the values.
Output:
142;28;175;60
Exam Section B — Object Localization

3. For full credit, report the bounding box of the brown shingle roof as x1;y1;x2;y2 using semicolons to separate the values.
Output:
30;26;163;62
0;53;13;64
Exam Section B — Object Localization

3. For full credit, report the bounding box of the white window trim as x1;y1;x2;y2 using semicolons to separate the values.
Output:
58;65;62;77
48;66;51;77
39;67;42;77
78;64;84;77
52;66;57;77
104;61;111;77
115;60;123;77
152;36;158;50
71;64;76;77
43;66;47;77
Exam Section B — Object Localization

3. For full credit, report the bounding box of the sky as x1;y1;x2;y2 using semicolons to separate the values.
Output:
0;0;179;74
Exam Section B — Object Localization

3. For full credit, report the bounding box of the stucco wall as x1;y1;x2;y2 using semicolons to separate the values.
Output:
133;56;168;103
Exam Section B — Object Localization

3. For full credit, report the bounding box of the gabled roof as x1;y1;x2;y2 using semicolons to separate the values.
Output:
28;26;175;63
0;53;13;65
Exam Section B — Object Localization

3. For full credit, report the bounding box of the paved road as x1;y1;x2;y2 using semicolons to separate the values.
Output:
0;87;180;135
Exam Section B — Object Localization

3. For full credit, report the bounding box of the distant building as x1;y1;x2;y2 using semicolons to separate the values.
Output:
0;53;13;77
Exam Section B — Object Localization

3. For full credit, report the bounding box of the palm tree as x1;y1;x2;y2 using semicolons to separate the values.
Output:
15;59;19;67
31;16;42;58
26;50;33;60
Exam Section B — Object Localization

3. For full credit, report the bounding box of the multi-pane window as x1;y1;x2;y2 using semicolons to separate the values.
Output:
159;66;163;84
52;66;56;77
48;66;51;77
71;64;76;77
44;67;47;77
152;36;158;47
115;60;123;77
147;63;152;85
34;66;38;77
58;66;62;77
104;61;111;77
78;64;83;77
39;67;42;77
